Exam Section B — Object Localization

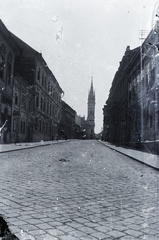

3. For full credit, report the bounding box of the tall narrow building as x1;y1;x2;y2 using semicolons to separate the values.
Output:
86;77;95;139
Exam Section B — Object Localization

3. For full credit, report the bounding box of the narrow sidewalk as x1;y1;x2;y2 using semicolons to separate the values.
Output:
99;141;159;170
0;140;67;154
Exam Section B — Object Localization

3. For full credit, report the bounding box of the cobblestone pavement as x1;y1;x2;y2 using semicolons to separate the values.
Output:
0;140;159;240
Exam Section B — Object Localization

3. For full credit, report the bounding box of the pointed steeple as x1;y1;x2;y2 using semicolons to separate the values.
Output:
88;76;95;101
86;76;95;139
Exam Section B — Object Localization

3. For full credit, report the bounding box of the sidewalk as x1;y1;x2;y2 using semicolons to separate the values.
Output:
0;140;67;154
99;141;159;170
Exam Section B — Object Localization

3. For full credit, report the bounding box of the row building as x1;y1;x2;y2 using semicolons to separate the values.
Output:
103;20;159;154
0;19;63;143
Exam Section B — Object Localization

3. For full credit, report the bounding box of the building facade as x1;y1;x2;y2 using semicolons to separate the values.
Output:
75;114;88;139
11;74;33;143
86;78;95;139
127;26;159;153
103;21;159;153
0;20;21;143
12;35;64;142
102;104;109;142
59;100;76;139
0;19;64;143
103;46;139;145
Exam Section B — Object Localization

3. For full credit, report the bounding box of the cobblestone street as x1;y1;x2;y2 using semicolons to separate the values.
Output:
0;140;159;240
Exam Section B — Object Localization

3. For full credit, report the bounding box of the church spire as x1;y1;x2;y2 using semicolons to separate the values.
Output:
86;77;95;139
88;76;95;101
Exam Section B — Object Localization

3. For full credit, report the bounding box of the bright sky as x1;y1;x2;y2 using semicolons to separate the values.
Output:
0;0;158;133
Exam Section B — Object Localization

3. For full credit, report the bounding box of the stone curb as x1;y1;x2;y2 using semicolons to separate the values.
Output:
98;140;159;171
0;140;69;154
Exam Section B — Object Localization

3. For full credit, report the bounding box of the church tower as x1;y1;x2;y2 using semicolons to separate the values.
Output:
87;77;95;139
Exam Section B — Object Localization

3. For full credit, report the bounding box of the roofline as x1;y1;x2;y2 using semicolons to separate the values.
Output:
0;19;21;54
10;30;64;94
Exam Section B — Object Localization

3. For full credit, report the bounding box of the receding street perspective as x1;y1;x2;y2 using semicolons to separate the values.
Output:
0;141;159;240
0;0;159;239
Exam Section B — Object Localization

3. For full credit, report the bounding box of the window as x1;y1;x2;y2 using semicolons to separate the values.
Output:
135;121;138;131
35;118;38;131
43;99;46;112
51;85;53;96
53;90;55;100
6;53;13;86
23;122;26;134
129;82;132;91
39;120;42;132
42;121;44;132
22;94;27;110
55;107;57;119
20;121;26;134
150;68;155;86
50;104;52;116
53;105;55;117
47;102;49;115
150;115;153;128
48;81;50;92
37;67;40;81
45;77;47;89
0;45;6;80
7;62;12;85
36;94;39;108
14;93;18;105
0;55;5;80
40;96;43;111
129;91;131;102
13;119;16;132
20;121;23;134
29;99;33;113
42;73;44;86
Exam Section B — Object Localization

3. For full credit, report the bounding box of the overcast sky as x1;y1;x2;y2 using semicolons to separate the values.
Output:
0;0;158;133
